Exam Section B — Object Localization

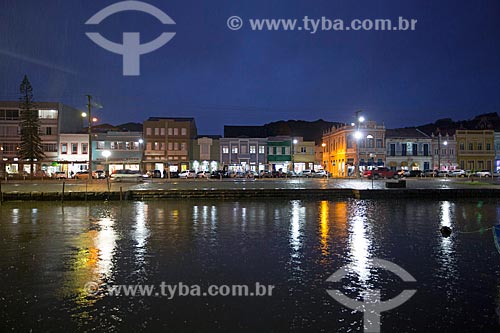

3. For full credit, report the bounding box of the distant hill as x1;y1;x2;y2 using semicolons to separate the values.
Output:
415;112;500;136
225;119;340;144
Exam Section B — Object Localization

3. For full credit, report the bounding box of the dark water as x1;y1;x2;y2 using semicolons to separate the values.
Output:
0;199;499;332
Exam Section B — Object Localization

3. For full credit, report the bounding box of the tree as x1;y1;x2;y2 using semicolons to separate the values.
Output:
18;75;44;176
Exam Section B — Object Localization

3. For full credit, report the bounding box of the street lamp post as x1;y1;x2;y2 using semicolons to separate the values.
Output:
354;111;364;178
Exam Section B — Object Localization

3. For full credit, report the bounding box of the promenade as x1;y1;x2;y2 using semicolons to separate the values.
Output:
1;177;499;201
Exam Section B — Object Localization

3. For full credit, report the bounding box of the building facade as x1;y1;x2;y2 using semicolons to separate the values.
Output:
291;138;316;172
58;133;89;176
0;101;81;176
322;121;386;177
430;132;457;171
456;130;495;171
495;132;500;172
267;136;292;172
192;136;221;172
142;117;197;173
93;131;144;174
220;137;267;172
385;128;432;171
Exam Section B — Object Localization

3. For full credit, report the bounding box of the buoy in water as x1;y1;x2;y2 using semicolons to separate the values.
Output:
440;226;452;237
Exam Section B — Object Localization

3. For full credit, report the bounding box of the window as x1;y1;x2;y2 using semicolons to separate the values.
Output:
38;109;58;119
45;127;52;135
401;143;407;156
300;147;307;153
259;146;265;154
231;146;238;154
241;145;247;154
423;144;429;156
82;143;88;154
468;143;473;150
486;143;491;150
146;128;152;136
174;142;179;150
160;128;165;136
376;139;382;148
282;147;286;155
368;138;375;149
201;144;209;154
222;146;229;154
250;145;256;154
459;143;464;150
174;128;179;136
441;149;446;155
0;109;20;120
61;143;68;154
272;147;277;155
71;143;78;154
154;128;159;135
478;143;483;150
168;142;173;150
42;144;57;152
412;143;418;156
97;141;105;149
168;128;173;135
390;144;396;157
180;142;186;150
449;148;454;155
181;128;187;136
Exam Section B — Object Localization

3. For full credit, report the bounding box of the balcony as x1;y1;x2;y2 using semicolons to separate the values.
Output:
144;150;165;156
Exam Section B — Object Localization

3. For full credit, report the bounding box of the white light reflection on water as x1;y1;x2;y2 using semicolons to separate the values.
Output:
95;217;117;280
133;202;150;267
289;201;306;265
12;208;19;224
347;203;372;285
437;201;457;292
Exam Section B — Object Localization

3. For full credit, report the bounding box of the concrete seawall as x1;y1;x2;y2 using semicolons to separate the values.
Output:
1;188;500;202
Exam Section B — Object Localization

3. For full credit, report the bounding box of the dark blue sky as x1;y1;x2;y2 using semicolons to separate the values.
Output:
1;0;499;134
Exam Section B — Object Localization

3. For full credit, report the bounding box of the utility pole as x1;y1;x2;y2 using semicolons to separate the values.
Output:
86;95;93;183
354;110;363;178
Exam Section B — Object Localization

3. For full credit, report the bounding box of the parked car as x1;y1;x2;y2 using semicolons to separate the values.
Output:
436;170;449;177
448;169;466;177
313;170;330;178
179;170;196;179
52;171;67;179
299;170;316;178
258;171;273;178
110;169;143;182
74;171;93;179
423;169;437;177
196;171;210;178
363;167;399;179
476;170;492;177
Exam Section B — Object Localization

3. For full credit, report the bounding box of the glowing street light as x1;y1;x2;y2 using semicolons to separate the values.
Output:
358;116;365;123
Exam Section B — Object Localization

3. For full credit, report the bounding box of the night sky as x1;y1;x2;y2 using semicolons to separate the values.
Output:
1;0;499;135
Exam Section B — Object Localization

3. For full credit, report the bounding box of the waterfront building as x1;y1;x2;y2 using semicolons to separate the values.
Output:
192;135;221;172
322;121;386;177
0;101;81;176
430;132;457;171
456;129;495;171
267;136;292;172
93;131;144;174
385;128;432;171
142;117;197;173
291;137;316;173
495;132;500;172
220;137;268;172
58;133;89;176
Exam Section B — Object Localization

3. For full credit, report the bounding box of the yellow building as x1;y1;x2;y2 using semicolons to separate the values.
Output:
456;130;494;171
322;121;386;177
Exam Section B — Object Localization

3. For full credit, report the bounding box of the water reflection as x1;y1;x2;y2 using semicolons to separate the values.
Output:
347;203;372;284
319;201;329;257
289;200;305;261
437;201;458;297
133;202;150;272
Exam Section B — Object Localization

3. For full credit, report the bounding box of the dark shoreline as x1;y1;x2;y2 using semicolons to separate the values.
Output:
1;188;500;202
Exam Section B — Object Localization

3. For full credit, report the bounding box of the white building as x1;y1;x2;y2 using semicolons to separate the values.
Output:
58;133;89;176
385;128;432;171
